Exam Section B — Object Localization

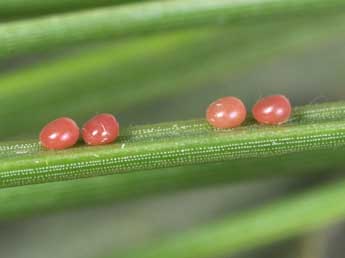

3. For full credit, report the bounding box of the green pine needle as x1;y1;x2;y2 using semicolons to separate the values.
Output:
0;0;345;57
0;101;345;188
117;178;345;258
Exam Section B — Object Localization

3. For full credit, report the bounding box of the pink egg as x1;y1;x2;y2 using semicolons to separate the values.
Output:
82;113;119;145
39;117;80;150
206;96;247;129
252;95;292;125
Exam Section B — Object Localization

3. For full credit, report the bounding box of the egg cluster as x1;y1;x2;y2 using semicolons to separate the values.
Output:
206;95;291;128
40;114;119;150
39;95;291;150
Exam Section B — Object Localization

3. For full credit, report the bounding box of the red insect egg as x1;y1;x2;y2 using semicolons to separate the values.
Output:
252;95;292;125
39;117;80;150
82;113;119;145
206;96;247;129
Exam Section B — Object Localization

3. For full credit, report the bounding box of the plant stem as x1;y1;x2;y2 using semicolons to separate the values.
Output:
0;101;345;188
116;178;345;258
0;0;345;57
0;0;142;21
0;147;344;220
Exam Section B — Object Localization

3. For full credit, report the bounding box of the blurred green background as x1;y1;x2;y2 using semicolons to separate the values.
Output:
1;1;345;258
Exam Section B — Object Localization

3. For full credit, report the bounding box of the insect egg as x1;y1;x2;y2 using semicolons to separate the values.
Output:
39;117;80;150
82;113;119;145
252;95;292;125
206;96;247;129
